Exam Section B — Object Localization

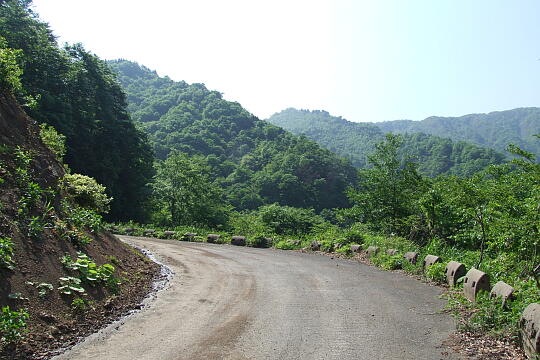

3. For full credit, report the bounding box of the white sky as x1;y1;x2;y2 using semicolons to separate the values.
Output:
32;0;540;122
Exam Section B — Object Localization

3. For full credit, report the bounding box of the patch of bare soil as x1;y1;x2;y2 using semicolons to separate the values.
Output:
444;331;525;360
0;91;161;359
0;235;160;360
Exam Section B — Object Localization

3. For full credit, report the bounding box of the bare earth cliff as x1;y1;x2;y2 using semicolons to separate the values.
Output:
0;92;159;360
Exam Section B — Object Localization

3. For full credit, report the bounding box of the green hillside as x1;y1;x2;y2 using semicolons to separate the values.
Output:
0;2;154;222
108;60;357;211
374;108;540;156
268;108;505;176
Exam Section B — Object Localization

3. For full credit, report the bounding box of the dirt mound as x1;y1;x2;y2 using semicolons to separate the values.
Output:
0;91;159;359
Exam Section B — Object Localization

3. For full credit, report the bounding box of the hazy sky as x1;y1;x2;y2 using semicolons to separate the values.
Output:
32;0;540;122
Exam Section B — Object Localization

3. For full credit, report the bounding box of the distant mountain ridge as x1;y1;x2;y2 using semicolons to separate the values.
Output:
374;107;540;156
267;108;507;177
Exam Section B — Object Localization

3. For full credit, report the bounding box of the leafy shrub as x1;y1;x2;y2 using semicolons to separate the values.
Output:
71;298;88;312
105;275;122;294
61;252;118;295
342;228;364;245
445;277;540;340
257;204;323;235
319;238;337;252
0;306;28;344
61;252;116;284
69;231;93;246
0;37;22;93
17;182;43;216
336;244;352;255
402;258;421;274
58;276;85;295
65;205;103;233
54;218;93;246
62;174;112;214
464;292;519;335
0;237;14;270
229;211;268;237
372;253;403;270
425;262;447;283
12;147;32;187
274;240;300;250
39;124;66;161
36;283;53;297
12;147;52;222
27;215;49;239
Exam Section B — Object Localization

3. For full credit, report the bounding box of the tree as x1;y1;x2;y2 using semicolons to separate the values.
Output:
418;137;540;269
108;60;358;212
345;134;425;235
152;152;229;227
0;2;155;222
0;36;22;92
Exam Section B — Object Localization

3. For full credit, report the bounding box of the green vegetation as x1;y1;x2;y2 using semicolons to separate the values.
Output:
424;262;446;283
343;133;426;234
5;141;107;245
116;133;539;341
0;238;14;270
1;0;538;352
61;252;116;286
268;108;507;176
70;298;87;312
0;0;154;222
370;252;403;270
152;152;229;228
0;36;22;93
39;124;66;161
344;135;540;267
257;204;324;235
58;277;85;296
108;60;357;214
375;108;540;159
446;280;540;338
61;174;112;214
10;147;55;240
36;283;53;298
0;306;28;344
344;134;539;338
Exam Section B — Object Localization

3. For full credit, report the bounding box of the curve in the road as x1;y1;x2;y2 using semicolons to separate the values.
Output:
53;236;458;360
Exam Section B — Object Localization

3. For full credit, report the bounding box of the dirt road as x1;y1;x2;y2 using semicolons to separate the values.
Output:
53;236;457;360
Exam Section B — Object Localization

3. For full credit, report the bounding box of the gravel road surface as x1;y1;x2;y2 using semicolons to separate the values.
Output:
54;236;458;360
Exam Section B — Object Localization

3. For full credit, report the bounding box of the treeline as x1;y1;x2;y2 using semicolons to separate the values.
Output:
2;1;537;261
108;60;357;214
268;108;507;176
0;0;154;222
344;133;540;270
0;1;358;228
375;108;540;158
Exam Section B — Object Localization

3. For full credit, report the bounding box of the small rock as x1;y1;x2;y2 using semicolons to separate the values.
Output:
39;312;58;323
49;326;60;336
104;297;116;309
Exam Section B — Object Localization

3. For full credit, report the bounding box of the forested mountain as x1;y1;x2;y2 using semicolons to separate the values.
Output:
268;108;505;177
0;1;154;221
374;108;540;157
108;60;357;211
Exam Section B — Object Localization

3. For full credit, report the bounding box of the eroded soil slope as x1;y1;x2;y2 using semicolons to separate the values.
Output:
0;92;159;360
